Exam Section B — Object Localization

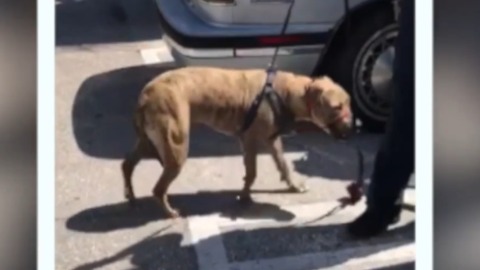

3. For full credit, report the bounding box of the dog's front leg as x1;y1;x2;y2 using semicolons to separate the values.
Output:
267;138;308;193
239;138;258;204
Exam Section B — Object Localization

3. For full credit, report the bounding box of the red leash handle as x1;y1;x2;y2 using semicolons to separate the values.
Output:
338;182;363;206
339;145;365;206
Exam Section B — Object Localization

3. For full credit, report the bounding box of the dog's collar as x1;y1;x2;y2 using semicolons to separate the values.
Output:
305;96;314;116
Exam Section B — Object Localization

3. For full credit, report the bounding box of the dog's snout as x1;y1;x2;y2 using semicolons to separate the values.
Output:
333;110;354;139
343;113;353;126
337;108;353;128
328;120;353;139
340;107;352;123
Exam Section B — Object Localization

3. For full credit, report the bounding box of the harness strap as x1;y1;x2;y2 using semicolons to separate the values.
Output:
239;68;276;134
239;68;295;139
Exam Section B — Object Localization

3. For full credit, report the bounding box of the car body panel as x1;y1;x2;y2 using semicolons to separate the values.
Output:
155;0;384;74
191;0;371;25
155;0;336;38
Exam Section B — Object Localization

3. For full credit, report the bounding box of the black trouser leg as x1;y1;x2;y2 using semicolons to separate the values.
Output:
367;0;415;210
347;0;415;238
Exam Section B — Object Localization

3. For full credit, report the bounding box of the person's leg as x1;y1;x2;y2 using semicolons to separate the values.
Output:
348;0;415;238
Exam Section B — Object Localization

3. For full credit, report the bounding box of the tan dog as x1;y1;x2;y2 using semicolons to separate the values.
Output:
122;67;352;218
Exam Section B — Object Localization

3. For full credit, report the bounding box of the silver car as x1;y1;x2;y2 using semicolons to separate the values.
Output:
155;0;399;132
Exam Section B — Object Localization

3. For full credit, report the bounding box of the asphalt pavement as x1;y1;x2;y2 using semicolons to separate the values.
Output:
55;0;415;269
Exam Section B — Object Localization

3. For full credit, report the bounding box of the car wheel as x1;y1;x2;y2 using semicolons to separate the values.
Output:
325;9;398;133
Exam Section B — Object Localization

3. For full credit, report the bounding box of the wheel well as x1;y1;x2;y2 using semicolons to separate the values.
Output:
314;0;395;76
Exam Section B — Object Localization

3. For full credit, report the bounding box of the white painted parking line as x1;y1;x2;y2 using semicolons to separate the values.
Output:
230;242;414;270
188;216;230;270
187;191;415;270
140;48;159;64
139;45;173;64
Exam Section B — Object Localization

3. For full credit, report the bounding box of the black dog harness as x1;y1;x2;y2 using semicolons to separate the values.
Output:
238;67;295;140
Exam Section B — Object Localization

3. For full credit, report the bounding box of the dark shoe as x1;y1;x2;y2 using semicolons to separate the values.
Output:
347;205;401;239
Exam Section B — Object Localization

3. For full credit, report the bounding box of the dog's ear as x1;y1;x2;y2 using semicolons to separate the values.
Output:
305;77;325;99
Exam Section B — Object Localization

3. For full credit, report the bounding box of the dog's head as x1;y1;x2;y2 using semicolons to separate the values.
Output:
304;76;353;139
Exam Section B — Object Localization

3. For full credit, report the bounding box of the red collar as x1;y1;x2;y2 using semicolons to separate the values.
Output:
305;94;314;116
307;100;313;116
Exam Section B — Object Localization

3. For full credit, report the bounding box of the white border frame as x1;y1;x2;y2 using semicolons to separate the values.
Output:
416;0;433;269
40;0;432;268
38;0;54;269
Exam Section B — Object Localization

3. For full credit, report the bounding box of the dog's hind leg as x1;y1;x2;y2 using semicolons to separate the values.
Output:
148;114;189;218
266;138;308;193
121;135;158;205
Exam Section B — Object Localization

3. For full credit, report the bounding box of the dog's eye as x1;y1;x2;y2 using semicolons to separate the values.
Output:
333;104;342;111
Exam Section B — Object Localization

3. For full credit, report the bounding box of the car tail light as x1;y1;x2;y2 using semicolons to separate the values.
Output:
258;35;303;46
203;0;235;3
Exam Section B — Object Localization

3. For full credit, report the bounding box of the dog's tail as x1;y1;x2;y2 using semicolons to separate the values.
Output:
131;93;164;164
133;89;150;139
133;104;146;138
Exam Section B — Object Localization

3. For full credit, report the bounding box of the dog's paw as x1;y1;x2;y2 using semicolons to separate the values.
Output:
288;183;308;193
124;189;137;207
126;198;137;209
167;209;181;219
238;194;254;205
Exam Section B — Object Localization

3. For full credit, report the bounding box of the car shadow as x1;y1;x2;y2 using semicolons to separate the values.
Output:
71;62;299;159
66;189;299;233
71;219;414;270
56;0;162;46
286;132;382;180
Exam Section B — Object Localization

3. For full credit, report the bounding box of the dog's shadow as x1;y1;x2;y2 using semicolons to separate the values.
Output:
66;189;297;233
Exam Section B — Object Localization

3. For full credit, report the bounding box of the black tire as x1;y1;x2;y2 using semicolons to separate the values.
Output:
324;8;398;133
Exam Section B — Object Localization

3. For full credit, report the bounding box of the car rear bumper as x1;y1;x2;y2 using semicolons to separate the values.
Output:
155;0;331;74
164;35;323;75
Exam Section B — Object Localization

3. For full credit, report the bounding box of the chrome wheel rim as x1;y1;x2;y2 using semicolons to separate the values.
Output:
353;25;398;122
